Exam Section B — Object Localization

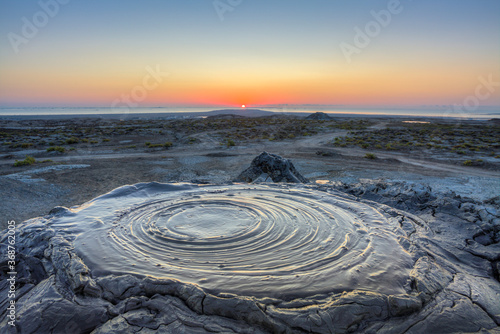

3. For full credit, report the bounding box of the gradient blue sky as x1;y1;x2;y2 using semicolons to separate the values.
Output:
0;0;499;108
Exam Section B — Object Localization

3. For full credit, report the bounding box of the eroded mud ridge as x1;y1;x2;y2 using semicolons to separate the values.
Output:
1;182;499;333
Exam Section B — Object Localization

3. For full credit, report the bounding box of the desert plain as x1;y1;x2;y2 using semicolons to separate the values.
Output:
0;110;498;229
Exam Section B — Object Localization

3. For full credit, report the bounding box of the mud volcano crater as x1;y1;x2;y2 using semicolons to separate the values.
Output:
1;181;499;333
59;183;413;298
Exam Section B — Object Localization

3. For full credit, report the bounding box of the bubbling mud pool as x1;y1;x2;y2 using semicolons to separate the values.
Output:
51;183;413;298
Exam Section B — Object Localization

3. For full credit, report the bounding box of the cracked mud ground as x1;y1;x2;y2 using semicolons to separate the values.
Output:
1;181;499;333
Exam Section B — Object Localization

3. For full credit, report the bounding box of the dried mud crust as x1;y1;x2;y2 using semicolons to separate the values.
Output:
1;182;499;333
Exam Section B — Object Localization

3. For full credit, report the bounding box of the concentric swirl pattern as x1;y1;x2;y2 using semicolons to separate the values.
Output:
57;183;413;298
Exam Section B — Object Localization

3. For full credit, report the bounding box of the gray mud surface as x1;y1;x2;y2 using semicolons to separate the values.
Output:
1;181;499;333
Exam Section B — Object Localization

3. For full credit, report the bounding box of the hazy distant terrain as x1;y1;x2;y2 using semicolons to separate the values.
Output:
0;112;498;229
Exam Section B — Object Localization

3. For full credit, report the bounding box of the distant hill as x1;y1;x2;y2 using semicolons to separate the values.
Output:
204;109;274;118
206;114;246;119
305;112;332;120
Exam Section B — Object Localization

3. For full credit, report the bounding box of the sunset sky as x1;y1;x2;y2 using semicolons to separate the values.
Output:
0;0;499;109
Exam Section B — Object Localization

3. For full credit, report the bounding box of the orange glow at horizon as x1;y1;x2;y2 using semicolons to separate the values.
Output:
1;56;499;107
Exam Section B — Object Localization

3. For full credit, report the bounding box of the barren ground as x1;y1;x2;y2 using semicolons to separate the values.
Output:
1;114;499;229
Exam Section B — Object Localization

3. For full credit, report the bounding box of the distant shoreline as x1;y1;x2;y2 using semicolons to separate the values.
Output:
0;109;498;121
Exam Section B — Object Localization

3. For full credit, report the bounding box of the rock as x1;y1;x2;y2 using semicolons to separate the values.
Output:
90;316;132;334
48;206;73;217
84;279;103;298
97;275;143;302
388;294;423;316
268;291;391;333
93;294;269;334
203;294;281;332
410;257;453;300
1;276;109;333
447;273;500;324
466;240;500;262
234;152;308;183
405;295;498;333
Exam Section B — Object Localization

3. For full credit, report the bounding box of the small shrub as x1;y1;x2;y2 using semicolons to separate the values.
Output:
47;146;66;153
145;142;151;147
102;138;110;142
364;153;377;159
226;139;235;147
20;143;33;149
164;142;173;148
65;137;79;145
13;156;36;167
463;160;473;166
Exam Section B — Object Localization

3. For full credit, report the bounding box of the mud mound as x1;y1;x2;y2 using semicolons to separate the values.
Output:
235;152;308;183
1;182;499;333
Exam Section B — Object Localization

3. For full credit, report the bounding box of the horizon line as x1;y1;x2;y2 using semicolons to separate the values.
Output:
1;104;499;110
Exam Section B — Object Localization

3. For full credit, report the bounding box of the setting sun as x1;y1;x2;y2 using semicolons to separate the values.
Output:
241;105;246;108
